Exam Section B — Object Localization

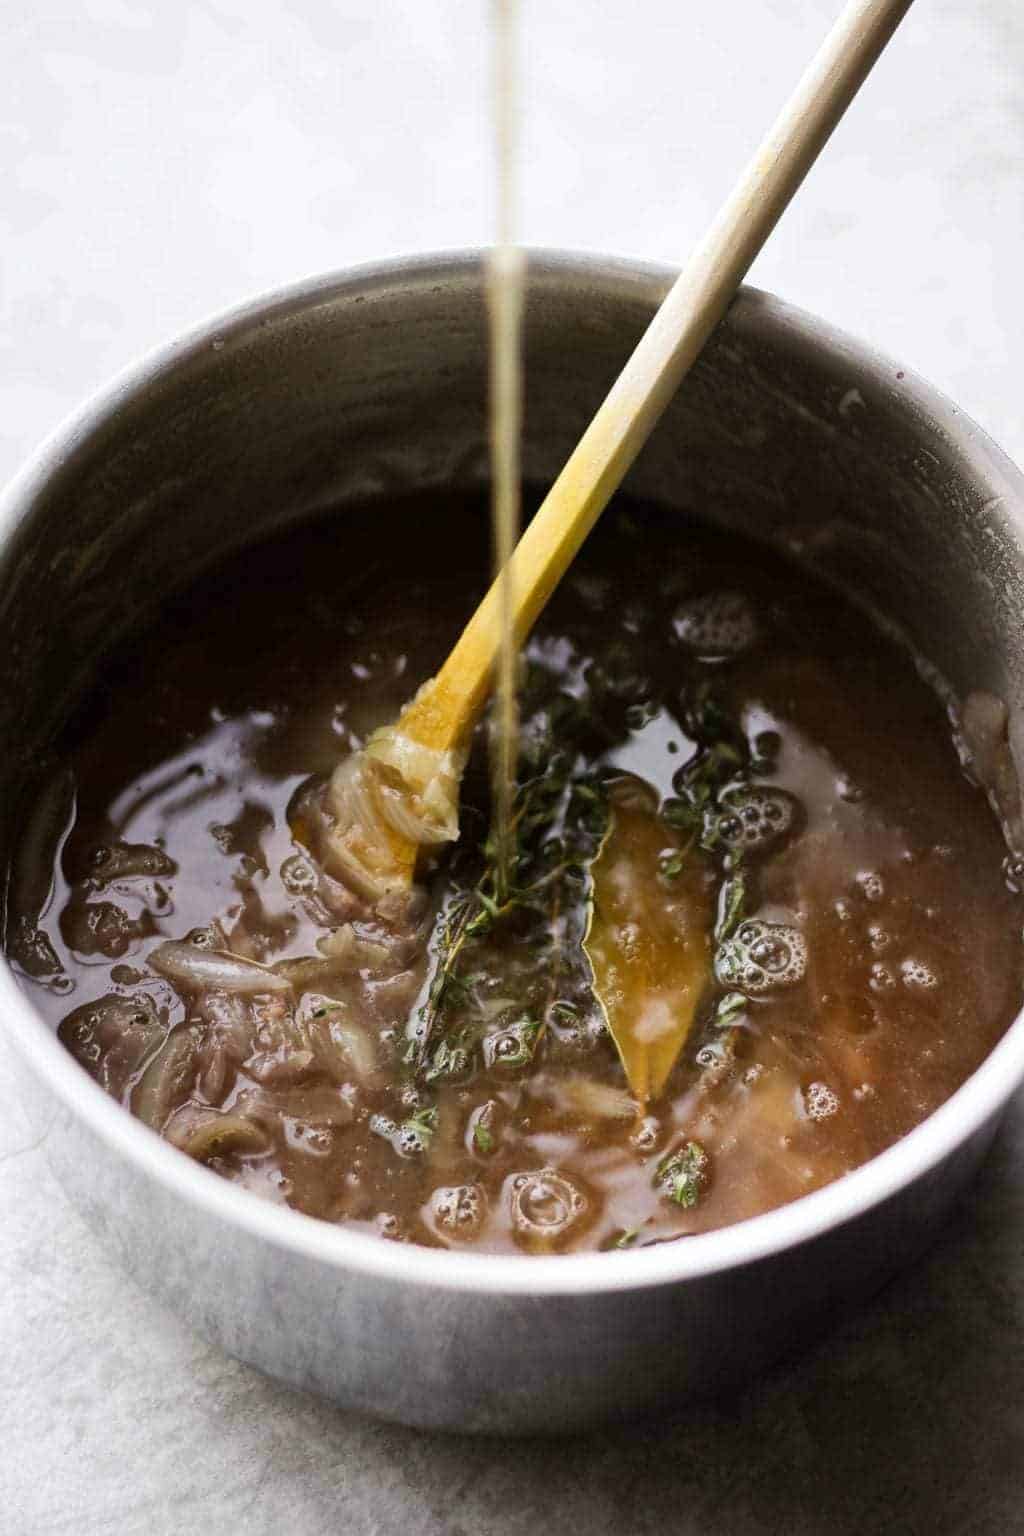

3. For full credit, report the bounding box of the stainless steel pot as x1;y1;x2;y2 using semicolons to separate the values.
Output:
2;253;1023;1435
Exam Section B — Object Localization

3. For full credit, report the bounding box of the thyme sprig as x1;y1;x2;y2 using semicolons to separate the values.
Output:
407;740;607;1077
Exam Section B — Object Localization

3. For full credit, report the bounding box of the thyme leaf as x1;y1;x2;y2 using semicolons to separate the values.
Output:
714;870;747;944
425;1037;471;1083
713;991;747;1027
656;1140;710;1208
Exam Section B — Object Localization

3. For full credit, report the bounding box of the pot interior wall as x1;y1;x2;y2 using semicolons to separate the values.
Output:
1;256;1023;882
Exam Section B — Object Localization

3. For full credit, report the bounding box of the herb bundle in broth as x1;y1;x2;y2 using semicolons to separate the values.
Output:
8;496;1022;1253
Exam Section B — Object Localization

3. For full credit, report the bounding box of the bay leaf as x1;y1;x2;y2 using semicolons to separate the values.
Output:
583;776;713;1103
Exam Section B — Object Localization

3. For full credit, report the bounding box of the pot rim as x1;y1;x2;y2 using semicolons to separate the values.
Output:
3;248;1023;1298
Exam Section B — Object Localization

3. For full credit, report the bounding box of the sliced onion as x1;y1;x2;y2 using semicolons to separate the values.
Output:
274;948;357;990
132;1029;197;1130
238;1083;354;1127
325;759;399;900
275;924;391;990
374;778;452;847
365;726;448;786
165;1106;268;1162
366;968;419;1017
322;713;464;895
148;940;291;995
559;1075;637;1121
317;925;358;963
303;998;379;1085
273;956;338;991
59;992;164;1098
318;925;390;969
198;1041;232;1106
959;689;1024;846
244;1047;317;1085
365;726;462;845
196;990;254;1057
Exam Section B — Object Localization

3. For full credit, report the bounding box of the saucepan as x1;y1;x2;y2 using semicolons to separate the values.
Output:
2;252;1023;1433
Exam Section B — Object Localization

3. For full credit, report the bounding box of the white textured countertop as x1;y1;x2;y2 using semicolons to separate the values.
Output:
2;3;1024;1531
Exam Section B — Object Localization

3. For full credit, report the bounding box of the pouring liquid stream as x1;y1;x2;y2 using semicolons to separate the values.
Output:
486;0;524;902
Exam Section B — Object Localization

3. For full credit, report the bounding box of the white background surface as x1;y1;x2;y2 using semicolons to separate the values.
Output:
2;3;1023;1532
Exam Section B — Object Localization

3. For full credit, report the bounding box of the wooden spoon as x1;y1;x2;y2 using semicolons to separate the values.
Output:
331;0;914;892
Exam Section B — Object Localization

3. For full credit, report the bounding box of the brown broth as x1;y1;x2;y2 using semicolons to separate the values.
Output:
7;494;1022;1253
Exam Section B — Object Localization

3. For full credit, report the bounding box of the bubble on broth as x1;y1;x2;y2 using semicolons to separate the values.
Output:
856;870;885;902
397;1120;436;1158
867;924;890;952
803;1082;839;1121
482;1016;542;1071
901;958;938;989
280;854;317;894
870;963;896;991
284;1119;333;1156
631;1114;661;1153
695;1036;738;1076
370;1111;436;1159
508;1169;588;1247
429;1183;486;1241
715;920;808;994
714;787;798;853
672;591;759;661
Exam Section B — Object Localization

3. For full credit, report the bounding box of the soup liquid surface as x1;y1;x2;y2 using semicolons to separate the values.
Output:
9;497;1022;1253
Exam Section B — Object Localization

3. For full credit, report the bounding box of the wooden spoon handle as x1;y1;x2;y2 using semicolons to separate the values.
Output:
400;0;914;752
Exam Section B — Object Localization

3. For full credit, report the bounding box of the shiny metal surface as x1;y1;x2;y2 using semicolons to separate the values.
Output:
2;253;1023;1434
